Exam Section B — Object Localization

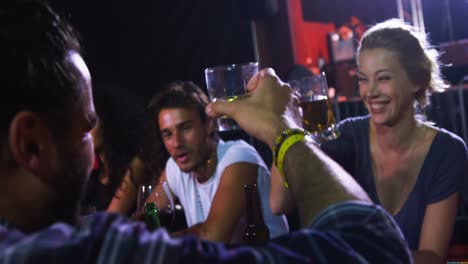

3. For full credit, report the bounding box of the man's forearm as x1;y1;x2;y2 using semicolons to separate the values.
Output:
283;140;371;227
412;250;443;264
171;223;203;239
171;222;230;243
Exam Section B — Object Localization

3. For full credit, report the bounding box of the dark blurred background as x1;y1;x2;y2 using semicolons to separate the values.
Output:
48;0;260;100
47;0;468;101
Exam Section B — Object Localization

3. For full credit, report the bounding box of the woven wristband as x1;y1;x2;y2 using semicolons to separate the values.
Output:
273;129;309;188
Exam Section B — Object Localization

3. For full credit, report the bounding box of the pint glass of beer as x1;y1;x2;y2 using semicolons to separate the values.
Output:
293;73;340;141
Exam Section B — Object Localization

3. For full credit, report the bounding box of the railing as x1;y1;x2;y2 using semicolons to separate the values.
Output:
428;85;468;143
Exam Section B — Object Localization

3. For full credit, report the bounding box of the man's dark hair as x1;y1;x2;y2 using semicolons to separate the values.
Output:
0;0;83;143
148;81;211;126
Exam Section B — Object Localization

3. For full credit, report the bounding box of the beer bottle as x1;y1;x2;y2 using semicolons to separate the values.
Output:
144;202;161;230
242;184;270;245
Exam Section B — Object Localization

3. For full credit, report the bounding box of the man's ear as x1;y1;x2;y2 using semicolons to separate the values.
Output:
8;111;56;179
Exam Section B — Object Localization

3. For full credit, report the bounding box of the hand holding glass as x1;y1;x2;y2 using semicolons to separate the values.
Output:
205;62;258;131
291;73;340;141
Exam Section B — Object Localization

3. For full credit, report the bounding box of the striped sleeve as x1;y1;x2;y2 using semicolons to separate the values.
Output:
0;203;411;264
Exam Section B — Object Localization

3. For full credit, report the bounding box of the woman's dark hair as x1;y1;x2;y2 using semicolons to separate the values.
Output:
92;84;164;194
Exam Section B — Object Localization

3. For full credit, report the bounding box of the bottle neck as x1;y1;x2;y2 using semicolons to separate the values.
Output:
144;202;161;230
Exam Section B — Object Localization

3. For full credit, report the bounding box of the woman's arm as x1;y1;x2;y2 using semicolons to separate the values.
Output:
106;157;146;215
270;165;295;215
106;169;138;215
107;157;173;217
414;192;459;264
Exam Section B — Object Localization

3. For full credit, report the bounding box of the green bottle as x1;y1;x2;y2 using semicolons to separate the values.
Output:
144;202;161;230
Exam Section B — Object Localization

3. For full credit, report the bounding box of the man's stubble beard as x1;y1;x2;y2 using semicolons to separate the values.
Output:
48;146;91;226
180;141;214;174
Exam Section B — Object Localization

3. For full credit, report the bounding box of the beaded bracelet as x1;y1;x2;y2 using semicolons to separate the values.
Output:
272;128;310;162
272;128;311;188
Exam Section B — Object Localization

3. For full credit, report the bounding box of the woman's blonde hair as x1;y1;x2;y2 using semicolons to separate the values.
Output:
357;18;448;110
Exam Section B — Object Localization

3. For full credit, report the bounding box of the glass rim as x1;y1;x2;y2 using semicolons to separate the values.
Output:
299;72;327;80
204;62;258;73
292;72;328;87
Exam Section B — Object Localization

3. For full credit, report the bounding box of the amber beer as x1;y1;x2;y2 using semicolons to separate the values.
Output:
300;95;336;133
242;184;270;245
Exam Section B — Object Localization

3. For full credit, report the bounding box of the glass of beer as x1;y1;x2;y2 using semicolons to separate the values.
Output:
292;73;340;141
204;62;258;131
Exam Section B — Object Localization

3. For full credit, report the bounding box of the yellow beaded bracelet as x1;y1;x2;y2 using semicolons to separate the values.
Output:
272;128;309;165
273;128;310;188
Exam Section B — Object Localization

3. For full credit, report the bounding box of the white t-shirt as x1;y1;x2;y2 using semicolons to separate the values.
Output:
165;139;289;241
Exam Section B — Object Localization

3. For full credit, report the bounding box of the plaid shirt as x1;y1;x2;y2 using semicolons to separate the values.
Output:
0;202;412;263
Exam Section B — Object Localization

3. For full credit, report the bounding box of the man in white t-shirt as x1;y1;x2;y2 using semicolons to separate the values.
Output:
145;81;288;243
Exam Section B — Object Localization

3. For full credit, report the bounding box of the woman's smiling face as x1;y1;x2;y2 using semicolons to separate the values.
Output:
357;48;420;127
